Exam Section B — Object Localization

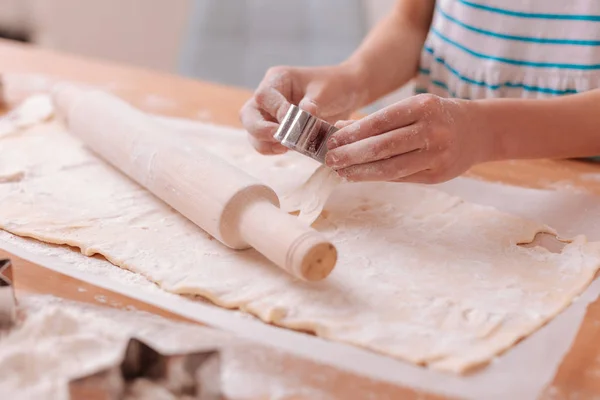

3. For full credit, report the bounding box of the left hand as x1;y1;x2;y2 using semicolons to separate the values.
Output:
324;94;492;184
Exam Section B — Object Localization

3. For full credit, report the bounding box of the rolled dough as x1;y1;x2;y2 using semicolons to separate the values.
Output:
0;97;599;373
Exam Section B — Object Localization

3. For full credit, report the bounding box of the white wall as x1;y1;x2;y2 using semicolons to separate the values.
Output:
179;0;365;88
365;0;396;27
29;0;191;73
0;0;412;108
0;0;29;32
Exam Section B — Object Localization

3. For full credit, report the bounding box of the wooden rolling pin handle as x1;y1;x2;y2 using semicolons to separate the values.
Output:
51;83;337;281
231;197;337;281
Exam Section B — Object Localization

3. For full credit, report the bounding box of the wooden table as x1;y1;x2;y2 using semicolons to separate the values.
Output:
0;39;599;399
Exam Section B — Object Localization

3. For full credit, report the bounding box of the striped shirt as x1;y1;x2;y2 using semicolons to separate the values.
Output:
415;0;600;100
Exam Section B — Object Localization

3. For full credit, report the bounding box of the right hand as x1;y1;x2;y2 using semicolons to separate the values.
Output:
240;64;366;155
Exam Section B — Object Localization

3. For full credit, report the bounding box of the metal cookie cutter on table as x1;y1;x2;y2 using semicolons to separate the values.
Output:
0;259;17;328
274;104;338;163
69;337;222;399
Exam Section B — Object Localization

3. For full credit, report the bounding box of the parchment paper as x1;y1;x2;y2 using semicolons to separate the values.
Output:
2;115;600;399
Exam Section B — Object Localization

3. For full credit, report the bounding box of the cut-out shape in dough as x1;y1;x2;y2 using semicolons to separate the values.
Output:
519;232;568;254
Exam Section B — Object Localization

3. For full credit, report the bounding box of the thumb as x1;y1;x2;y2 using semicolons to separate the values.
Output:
298;96;319;116
299;83;353;122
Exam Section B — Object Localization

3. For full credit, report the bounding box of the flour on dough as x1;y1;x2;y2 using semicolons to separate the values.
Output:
0;97;599;373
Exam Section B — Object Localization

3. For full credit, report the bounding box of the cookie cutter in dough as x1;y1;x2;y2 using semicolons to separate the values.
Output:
68;337;222;400
0;259;16;328
274;104;338;163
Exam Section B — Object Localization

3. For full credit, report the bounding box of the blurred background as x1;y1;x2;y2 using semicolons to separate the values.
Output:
0;0;411;110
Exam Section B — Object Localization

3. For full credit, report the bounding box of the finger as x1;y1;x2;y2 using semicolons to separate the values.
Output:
299;93;348;122
255;74;293;122
255;87;291;122
334;119;355;129
240;99;280;142
392;170;437;184
336;149;429;182
325;125;423;169
272;143;288;154
247;133;288;155
301;79;357;121
328;96;421;150
299;97;353;124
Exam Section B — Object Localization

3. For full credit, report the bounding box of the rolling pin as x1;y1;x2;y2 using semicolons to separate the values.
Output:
51;84;337;281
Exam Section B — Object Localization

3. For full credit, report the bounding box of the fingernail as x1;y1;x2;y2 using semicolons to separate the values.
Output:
327;137;339;150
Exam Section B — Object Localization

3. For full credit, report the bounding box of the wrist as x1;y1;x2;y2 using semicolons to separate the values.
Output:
459;99;501;164
338;58;371;108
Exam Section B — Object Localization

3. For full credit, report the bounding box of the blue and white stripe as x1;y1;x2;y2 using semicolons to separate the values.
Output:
416;0;600;99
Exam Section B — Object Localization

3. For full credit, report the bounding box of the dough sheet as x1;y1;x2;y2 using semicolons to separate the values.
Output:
0;97;599;373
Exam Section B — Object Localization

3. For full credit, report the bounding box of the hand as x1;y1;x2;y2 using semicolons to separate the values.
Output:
240;64;366;155
325;94;492;183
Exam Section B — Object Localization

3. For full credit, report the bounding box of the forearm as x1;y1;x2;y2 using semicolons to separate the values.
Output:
473;90;600;162
342;0;435;106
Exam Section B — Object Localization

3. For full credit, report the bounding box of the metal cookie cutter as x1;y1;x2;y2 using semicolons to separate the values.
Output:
0;259;16;328
69;337;222;400
274;104;338;163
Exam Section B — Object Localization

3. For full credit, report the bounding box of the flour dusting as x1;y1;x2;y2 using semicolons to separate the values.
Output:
0;295;330;400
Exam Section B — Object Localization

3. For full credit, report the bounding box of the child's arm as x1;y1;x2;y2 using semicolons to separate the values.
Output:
476;90;600;161
240;0;435;154
325;91;600;183
344;0;435;104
